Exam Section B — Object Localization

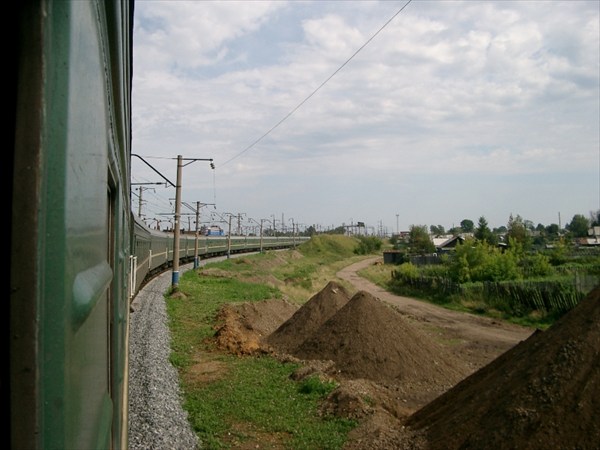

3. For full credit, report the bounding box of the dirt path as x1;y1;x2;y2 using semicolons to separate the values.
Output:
337;257;535;370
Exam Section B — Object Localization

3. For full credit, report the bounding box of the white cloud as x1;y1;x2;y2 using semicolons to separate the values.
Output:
132;0;599;232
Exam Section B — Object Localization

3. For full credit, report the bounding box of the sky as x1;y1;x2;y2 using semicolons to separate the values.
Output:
131;0;600;235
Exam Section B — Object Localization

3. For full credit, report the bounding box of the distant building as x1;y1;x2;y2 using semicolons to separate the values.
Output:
432;234;466;252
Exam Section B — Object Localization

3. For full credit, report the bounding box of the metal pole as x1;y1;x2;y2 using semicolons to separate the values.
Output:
227;214;232;259
194;201;200;269
172;155;182;289
259;220;264;253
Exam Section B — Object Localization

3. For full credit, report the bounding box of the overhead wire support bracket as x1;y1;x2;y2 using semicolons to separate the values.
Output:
132;154;176;187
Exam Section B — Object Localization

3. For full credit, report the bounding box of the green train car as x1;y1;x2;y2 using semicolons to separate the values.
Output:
10;1;135;449
9;2;310;449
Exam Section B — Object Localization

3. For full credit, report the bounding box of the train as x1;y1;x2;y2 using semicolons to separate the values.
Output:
131;214;309;296
9;2;308;449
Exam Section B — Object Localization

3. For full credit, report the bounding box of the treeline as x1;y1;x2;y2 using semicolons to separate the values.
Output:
387;211;600;327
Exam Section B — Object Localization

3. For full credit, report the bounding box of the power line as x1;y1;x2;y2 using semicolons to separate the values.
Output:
220;0;413;167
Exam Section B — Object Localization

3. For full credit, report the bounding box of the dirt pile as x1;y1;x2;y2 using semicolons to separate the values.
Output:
291;290;467;391
405;285;600;450
266;280;351;353
214;299;299;355
211;276;600;449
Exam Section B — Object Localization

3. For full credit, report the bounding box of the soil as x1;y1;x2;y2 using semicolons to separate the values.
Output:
210;256;600;449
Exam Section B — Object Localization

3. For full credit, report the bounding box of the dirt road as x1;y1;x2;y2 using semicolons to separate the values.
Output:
337;257;535;370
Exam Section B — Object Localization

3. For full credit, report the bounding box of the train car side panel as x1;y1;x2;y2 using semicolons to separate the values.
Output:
10;1;133;449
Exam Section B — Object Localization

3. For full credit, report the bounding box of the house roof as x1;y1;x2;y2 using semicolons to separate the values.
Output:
432;235;465;248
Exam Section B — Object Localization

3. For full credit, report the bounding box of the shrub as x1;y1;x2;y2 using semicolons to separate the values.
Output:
354;235;383;255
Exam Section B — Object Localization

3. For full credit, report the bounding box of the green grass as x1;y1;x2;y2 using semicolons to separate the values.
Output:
185;356;353;449
165;236;366;449
356;260;582;330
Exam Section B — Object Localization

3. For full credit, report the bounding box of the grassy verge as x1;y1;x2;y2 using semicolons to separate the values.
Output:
166;236;368;449
356;262;575;330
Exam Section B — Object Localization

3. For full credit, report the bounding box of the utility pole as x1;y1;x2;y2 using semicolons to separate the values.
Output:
171;155;214;290
289;218;296;247
227;214;233;258
131;182;165;218
260;219;272;252
172;155;183;288
195;201;201;268
191;201;215;269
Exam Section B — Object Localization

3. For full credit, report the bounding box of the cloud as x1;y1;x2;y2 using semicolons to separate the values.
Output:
132;0;599;231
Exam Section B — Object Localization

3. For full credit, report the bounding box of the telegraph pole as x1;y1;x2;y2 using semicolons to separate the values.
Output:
172;155;183;288
191;201;215;269
227;214;233;259
171;155;214;290
131;182;165;218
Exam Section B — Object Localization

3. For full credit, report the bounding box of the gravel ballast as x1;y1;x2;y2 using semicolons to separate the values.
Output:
127;262;199;450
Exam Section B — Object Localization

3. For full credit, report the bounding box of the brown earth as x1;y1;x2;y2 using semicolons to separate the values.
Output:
211;257;600;449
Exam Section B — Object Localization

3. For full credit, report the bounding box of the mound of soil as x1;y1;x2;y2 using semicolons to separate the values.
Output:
405;285;600;450
292;290;468;395
210;272;600;450
266;280;351;353
214;299;299;355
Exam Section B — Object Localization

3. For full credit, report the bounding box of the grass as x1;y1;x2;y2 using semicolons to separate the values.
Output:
355;259;573;330
165;235;369;449
184;355;354;449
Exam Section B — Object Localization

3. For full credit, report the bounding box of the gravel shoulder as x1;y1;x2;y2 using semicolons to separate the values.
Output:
127;263;200;450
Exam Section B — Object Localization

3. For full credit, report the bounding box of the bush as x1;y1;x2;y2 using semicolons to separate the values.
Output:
393;262;420;279
448;239;521;283
354;235;383;255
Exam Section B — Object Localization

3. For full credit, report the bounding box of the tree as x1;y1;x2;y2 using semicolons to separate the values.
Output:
545;223;560;236
408;224;435;255
430;224;445;236
460;219;474;233
304;225;317;236
566;214;590;237
506;214;531;249
448;226;463;236
474;216;496;245
590;210;600;227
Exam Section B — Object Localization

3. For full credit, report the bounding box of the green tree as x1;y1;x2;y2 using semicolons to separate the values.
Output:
566;214;590;237
304;225;317;236
430;224;445;236
326;226;346;235
545;223;560;235
590;210;600;227
448;239;520;283
408;224;435;255
507;214;531;249
460;219;474;233
448;226;463;236
474;216;496;245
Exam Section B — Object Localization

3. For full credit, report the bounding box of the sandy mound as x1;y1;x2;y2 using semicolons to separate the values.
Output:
214;299;299;355
265;280;351;353
291;291;467;393
405;285;600;450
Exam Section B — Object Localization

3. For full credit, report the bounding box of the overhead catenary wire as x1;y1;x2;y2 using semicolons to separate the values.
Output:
220;0;413;167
